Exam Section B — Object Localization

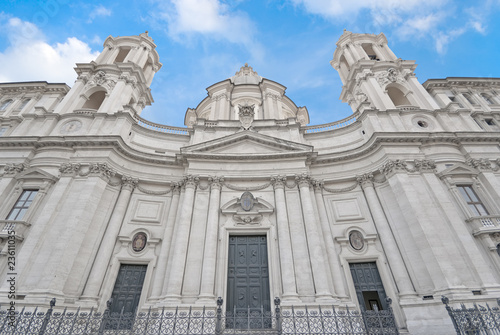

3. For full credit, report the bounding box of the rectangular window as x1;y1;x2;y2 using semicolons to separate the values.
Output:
457;185;489;216
6;190;38;220
0;126;8;136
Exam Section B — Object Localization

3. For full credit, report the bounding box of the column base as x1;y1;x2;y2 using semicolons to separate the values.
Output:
281;293;302;303
195;294;218;305
315;293;338;303
159;295;182;306
398;290;418;299
78;295;99;303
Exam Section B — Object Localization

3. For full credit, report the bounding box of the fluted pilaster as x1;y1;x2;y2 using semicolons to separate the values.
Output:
81;176;138;299
296;174;333;301
271;176;300;301
197;177;223;303
357;174;416;296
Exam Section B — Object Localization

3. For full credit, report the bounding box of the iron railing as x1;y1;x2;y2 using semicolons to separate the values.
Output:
442;295;500;334
0;297;400;335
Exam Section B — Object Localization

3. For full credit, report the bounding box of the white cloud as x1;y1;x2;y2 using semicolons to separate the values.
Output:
88;5;112;23
291;0;447;18
291;0;499;55
0;16;99;85
154;0;264;59
397;13;443;39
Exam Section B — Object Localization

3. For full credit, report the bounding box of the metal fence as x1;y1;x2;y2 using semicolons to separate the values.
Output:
0;297;399;335
442;296;500;335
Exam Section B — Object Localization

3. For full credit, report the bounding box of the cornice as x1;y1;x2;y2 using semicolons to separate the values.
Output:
178;151;317;162
313;132;500;165
0;136;180;166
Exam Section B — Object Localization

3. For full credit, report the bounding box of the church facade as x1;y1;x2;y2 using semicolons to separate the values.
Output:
0;31;499;334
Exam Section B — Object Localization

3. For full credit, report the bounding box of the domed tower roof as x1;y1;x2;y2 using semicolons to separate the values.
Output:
184;65;309;127
230;63;263;85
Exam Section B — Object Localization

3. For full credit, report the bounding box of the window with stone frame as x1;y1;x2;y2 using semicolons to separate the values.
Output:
0;126;8;136
0;99;13;111
481;94;495;105
457;185;489;216
6;189;38;221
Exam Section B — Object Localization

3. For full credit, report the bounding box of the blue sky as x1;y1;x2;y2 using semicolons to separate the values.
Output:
1;0;499;127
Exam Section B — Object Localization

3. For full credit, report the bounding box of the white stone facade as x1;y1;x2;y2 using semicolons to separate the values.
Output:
0;31;499;334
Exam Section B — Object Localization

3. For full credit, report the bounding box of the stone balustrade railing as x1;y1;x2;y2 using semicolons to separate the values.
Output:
132;113;190;135
303;112;359;133
467;215;500;236
0;220;31;241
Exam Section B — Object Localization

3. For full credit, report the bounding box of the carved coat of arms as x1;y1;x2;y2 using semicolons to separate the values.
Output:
240;191;255;211
238;104;255;130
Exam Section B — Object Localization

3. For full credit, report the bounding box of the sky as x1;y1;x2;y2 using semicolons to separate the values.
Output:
1;0;499;127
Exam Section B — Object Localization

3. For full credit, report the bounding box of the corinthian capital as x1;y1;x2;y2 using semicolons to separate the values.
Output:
171;181;182;195
271;175;287;189
356;173;374;187
379;159;407;175
295;173;311;187
311;179;324;191
122;176;139;189
208;176;224;189
183;174;199;188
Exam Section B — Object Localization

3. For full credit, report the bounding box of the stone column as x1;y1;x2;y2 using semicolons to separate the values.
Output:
81;176;137;299
150;183;181;299
296;174;333;301
357;174;416;297
312;180;347;298
271;176;300;301
197;177;223;303
163;175;198;303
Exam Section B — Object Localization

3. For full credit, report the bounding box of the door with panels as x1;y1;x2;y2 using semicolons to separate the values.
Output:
226;235;271;329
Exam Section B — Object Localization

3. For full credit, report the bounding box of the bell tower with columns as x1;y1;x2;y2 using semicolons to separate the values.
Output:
331;31;439;112
54;32;162;116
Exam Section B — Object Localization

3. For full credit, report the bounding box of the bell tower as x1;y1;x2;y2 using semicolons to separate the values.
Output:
54;32;162;115
331;31;439;112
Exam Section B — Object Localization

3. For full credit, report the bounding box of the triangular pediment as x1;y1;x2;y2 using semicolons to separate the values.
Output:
15;167;58;182
180;131;313;159
438;163;478;178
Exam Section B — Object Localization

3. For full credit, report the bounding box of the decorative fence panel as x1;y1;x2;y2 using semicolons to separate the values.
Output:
442;296;500;335
0;297;400;335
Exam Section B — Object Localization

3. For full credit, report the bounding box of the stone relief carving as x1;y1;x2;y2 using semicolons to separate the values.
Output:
355;70;373;85
265;92;282;102
375;68;405;87
412;159;436;172
59;163;81;175
349;230;364;251
211;92;228;102
119;74;137;88
466;158;492;170
379;159;407;175
238;104;255;130
85;70;117;91
60;120;83;134
354;87;368;103
3;163;29;175
239;191;255;211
